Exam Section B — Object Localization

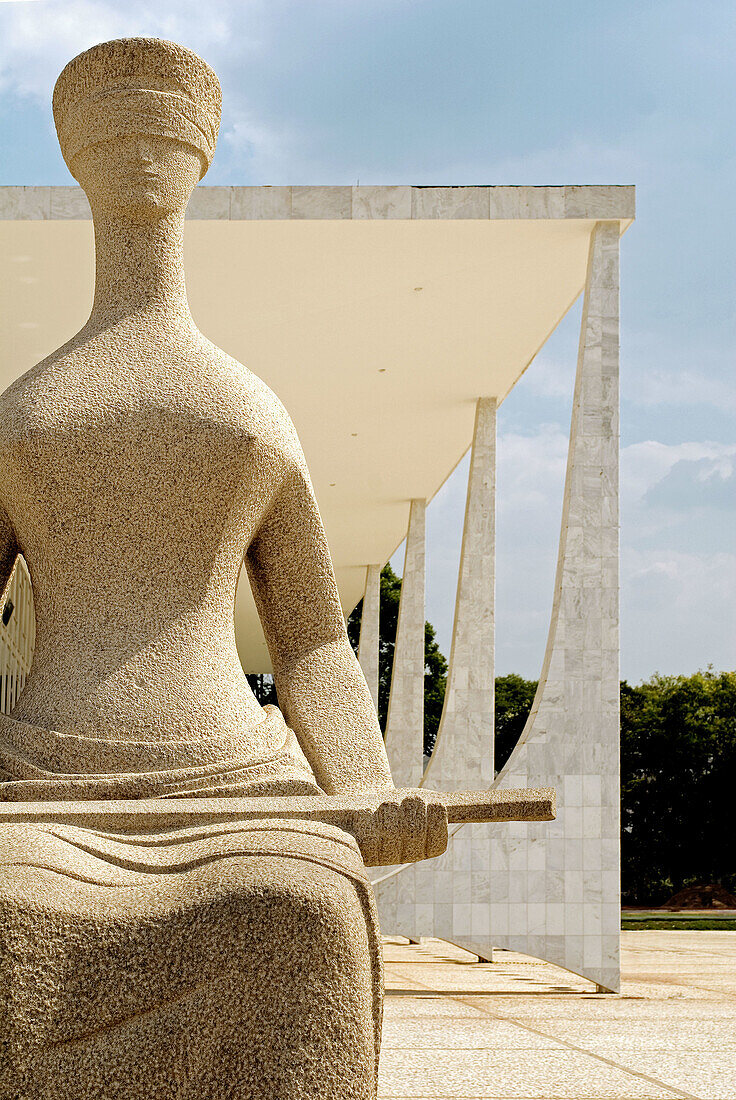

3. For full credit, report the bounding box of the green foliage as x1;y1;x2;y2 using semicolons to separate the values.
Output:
347;568;542;764
621;669;736;905
347;564;446;755
287;562;736;909
423;620;447;757
494;673;538;771
621;918;736;930
246;673;277;707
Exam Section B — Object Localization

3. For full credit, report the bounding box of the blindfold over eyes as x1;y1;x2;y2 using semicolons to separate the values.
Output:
57;87;219;179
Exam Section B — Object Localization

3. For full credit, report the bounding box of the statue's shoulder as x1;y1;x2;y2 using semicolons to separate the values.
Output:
200;340;305;466
0;338;80;414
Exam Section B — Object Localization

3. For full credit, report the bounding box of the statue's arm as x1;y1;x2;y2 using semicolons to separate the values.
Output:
246;465;394;796
0;503;18;606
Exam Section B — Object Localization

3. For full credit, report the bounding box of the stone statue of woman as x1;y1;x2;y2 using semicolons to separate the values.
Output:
0;38;447;1099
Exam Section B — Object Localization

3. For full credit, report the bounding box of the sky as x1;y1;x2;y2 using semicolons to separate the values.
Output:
0;0;734;682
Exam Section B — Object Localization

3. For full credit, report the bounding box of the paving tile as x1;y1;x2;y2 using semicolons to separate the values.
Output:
382;996;484;1019
378;1049;680;1098
480;998;736;1023
590;1053;736;1100
378;933;736;1098
538;1019;736;1052
381;1017;566;1050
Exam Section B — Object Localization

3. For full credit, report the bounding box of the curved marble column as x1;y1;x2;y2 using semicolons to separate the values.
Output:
384;499;426;788
373;398;496;946
0;557;35;715
357;564;381;710
483;221;621;991
423;399;496;792
373;223;621;991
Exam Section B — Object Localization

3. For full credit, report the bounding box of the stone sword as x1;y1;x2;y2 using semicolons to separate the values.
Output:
0;786;555;834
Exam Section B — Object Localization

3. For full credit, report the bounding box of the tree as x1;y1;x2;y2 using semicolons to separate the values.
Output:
346;564;447;756
346;568;543;765
246;672;277;707
247;563;448;757
423;621;447;757
494;674;538;771
621;669;736;905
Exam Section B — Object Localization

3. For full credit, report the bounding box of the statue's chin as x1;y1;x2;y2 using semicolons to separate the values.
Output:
112;189;180;222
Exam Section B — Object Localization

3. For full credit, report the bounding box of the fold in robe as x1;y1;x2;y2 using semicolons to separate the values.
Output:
0;707;382;1100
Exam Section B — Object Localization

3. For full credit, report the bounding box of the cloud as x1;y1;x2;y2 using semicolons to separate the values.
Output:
422;424;570;675
218;106;294;185
622;547;736;677
645;454;735;510
621;439;736;504
494;424;574;671
0;0;284;186
419;422;571;672
0;0;238;101
497;425;569;518
516;353;577;401
422;426;736;679
626;366;736;413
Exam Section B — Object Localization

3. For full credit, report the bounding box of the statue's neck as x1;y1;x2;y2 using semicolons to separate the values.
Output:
87;208;193;331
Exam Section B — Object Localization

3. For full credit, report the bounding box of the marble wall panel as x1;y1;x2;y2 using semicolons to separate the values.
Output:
230;187;292;220
384;500;427;788
421;397;496;792
352;186;411;219
357;564;381;710
0;187;52;219
49;188;90;218
373;398;497;958
372;222;621;992
291;186;352;220
1;185;635;222
488;187;566;220
185;187;231;219
411;187;490;219
565;186;635;221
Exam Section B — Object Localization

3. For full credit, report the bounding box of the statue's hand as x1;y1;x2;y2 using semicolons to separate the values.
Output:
346;787;449;867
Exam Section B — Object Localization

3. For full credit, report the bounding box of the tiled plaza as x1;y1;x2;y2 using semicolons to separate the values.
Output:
379;931;736;1099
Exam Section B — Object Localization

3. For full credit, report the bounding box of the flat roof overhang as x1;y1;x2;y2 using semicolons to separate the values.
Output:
0;185;634;670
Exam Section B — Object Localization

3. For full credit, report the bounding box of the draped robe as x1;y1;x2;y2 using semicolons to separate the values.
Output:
0;707;383;1099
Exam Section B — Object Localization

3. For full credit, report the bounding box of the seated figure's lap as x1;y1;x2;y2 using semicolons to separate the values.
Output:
0;842;380;1100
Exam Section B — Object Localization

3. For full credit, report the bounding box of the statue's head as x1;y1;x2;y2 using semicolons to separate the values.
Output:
53;38;221;219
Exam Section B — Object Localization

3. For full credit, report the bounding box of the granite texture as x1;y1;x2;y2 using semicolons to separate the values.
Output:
53;37;222;179
0;787;553;835
0;40;568;1090
0;37;449;1099
1;826;382;1099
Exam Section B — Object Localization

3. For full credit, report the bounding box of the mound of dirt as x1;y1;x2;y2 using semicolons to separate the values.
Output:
663;883;736;910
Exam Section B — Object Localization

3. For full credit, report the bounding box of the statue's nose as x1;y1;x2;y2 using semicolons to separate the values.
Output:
131;136;156;164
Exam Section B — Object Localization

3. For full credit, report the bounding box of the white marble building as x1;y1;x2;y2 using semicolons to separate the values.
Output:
370;222;622;991
0;184;633;992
